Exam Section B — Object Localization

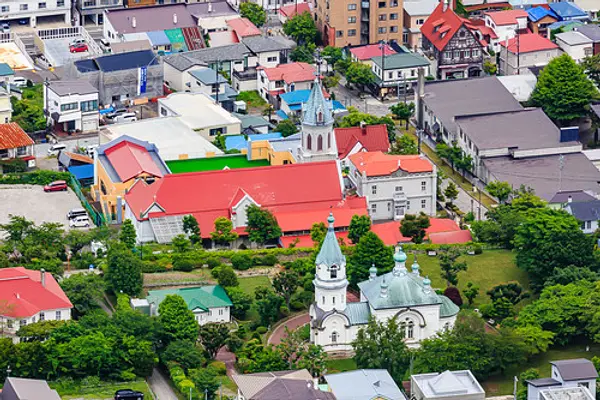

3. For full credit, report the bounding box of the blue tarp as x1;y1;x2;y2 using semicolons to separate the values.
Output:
225;132;284;151
146;30;171;47
69;164;94;181
527;6;558;22
99;106;114;115
548;2;588;19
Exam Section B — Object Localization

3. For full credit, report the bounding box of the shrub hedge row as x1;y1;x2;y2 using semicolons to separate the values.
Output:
0;170;71;185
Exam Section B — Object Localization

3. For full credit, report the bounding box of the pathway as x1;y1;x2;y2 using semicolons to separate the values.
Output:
147;368;178;400
267;313;310;345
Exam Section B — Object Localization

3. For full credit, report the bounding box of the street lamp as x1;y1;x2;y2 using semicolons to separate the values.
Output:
379;40;386;102
416;129;423;154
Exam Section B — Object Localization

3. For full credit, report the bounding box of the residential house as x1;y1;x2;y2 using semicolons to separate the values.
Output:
335;124;390;163
158;92;241;140
278;89;347;121
508;0;547;9
226;17;261;41
0;123;35;170
0;63;15;86
420;0;485;80
498;33;561;76
57;151;93;171
572;0;598;20
403;0;438;51
0;377;61;400
279;2;311;24
411;370;485;400
186;67;238;111
77;0;121;26
233;370;335;400
574;24;600;55
188;1;240;34
92;135;170;222
123;160;366;244
0;86;12;124
233;113;272;134
497;74;537;102
370;50;430;99
556;31;593;62
527;359;598;400
348;151;437;220
1;0;71;27
146;285;232;325
548;2;589;23
349;43;397;66
565;200;600;233
462;0;511;17
44;80;99;133
241;36;292;69
527;7;559;37
540;387;595;400
483;9;528;53
257;62;317;106
65;50;163;106
0;268;72;343
549;190;597;209
325;369;407;400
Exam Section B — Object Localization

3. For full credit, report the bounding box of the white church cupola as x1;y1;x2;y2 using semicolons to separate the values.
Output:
313;213;348;312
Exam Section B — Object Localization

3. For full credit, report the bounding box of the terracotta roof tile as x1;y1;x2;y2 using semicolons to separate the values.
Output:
0;123;34;150
349;151;433;176
279;3;311;18
226;17;261;38
500;33;559;53
335;124;390;159
104;140;165;182
421;2;466;51
260;62;316;84
484;9;528;25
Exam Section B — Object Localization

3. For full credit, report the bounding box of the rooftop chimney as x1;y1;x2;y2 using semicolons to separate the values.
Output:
173;13;178;24
208;2;213;13
15;293;20;299
443;0;449;12
132;16;137;28
41;268;46;288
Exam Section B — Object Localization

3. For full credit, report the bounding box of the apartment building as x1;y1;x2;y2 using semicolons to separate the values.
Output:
315;0;404;47
77;0;122;25
0;0;71;27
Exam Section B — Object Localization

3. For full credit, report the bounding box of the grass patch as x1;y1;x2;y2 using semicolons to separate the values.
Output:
167;155;270;173
53;380;152;400
237;91;267;108
238;275;272;297
143;269;212;285
220;375;238;393
326;358;358;374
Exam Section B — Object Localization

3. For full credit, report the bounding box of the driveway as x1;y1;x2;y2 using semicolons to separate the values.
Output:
267;313;310;345
147;368;178;400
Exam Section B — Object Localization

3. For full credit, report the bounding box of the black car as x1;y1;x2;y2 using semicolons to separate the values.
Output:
114;389;144;400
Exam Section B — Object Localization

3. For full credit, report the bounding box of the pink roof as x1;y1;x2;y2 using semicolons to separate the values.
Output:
350;44;396;61
260;62;317;84
279;2;311;18
500;33;559;53
104;140;165;182
226;17;261;38
349;151;433;177
484;9;528;26
429;230;473;244
335;124;390;159
0;267;72;318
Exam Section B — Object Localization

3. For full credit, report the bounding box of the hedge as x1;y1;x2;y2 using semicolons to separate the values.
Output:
0;170;71;185
167;363;201;399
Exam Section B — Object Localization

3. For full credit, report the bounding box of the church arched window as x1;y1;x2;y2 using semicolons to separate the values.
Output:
328;133;331;149
317;107;324;124
331;331;338;343
444;322;450;331
307;134;312;150
317;135;323;151
330;265;338;279
407;320;414;339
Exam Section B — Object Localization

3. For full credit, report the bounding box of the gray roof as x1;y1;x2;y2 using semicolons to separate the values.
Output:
105;4;196;34
233;113;271;129
484;153;600;201
4;377;61;400
189;67;228;85
551;359;599;381
550;190;596;204
343;301;370;325
527;378;563;388
48;80;98;96
325;369;406;400
302;79;334;126
242;36;292;53
371;52;430;70
187;1;237;17
252;377;336;400
422;76;523;136
411;370;485;398
557;31;592;45
164;43;250;71
575;24;600;42
455;108;575;151
315;213;345;266
540;387;595;400
592;104;600;119
403;0;438;16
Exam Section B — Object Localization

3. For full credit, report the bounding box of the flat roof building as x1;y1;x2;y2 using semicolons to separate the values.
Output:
411;370;485;400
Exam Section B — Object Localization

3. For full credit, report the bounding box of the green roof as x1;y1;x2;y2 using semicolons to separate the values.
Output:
147;285;233;312
166;155;270;173
0;63;14;76
439;295;460;318
232;113;273;130
316;213;345;267
344;302;370;325
371;52;430;70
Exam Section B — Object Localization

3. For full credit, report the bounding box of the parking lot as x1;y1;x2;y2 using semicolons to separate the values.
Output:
43;37;90;67
0;184;84;229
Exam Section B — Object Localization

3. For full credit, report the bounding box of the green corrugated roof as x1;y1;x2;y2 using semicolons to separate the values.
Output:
439;295;460;317
147;285;233;312
165;28;189;52
371;52;430;70
344;302;370;325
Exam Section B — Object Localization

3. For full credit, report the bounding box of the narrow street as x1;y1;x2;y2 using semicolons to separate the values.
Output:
330;77;396;117
147;368;178;400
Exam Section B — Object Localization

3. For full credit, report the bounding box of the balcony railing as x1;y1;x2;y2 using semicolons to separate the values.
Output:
233;67;257;81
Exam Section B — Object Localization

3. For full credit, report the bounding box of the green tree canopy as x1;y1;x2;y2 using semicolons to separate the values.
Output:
275;119;299;137
119;219;137;249
346;62;375;89
158;294;199;344
390;134;418;155
225;286;253;319
199;322;230;360
486;181;512;203
246;205;282;245
444;182;459;205
439;248;467;286
255;286;283;327
105;243;143;297
273;270;300;309
60;273;104;316
389;102;415;129
283;11;318;44
400;213;431;244
348;214;372;244
322;46;344;67
348;231;394;286
211;217;239;246
290;43;316;63
182;215;201;245
338;107;396;143
239;2;267;27
310;222;327;245
161;339;205;372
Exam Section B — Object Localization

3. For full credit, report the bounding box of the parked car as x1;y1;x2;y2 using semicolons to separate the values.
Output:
44;180;68;192
1;23;9;33
70;43;88;53
105;107;128;120
69;215;90;228
67;208;87;220
115;389;144;400
70;38;86;46
18;19;28;25
12;77;27;87
47;143;67;156
115;112;137;123
100;38;112;53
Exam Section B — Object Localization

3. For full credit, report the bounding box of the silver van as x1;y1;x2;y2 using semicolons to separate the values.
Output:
47;143;67;156
67;208;87;220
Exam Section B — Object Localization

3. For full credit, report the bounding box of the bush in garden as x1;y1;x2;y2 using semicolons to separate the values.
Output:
231;253;253;270
256;326;268;334
173;257;194;272
444;287;463;306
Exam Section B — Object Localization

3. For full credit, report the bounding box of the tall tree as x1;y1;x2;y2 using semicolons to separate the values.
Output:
310;222;327;245
400;213;431;244
348;232;394;286
161;340;205;372
190;367;220;400
339;107;396;143
272;270;300;309
158;294;199;344
105;243;143;296
283;12;318;44
531;54;598;124
239;2;267;27
582;54;600;87
210;217;239;247
246;205;282;245
225;287;253;319
353;317;410;383
346;62;375;91
322;46;344;67
439;249;467;287
462;282;479;306
389;102;415;129
444;182;459;205
119;219;137;249
64;230;93;255
199;323;230;360
348;214;371;244
60;274;104;316
486;181;512;203
275;119;298;137
487;282;529;305
290;44;316;63
182;215;201;245
255;286;283;327
390;134;418;155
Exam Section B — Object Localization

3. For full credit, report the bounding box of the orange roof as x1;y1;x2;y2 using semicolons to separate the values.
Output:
280;231;350;248
349;151;433;177
279;2;311;18
62;151;93;164
273;198;368;232
259;62;317;84
484;10;528;26
226;17;261;38
0;123;34;150
500;33;559;53
421;2;467;51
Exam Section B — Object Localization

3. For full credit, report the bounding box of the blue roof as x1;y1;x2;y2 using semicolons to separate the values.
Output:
68;164;94;180
332;100;345;111
276;109;288;120
146;30;171;46
280;89;312;106
548;2;588;19
76;50;158;73
190;68;228;85
527;6;558;22
224;132;283;151
0;63;14;76
289;104;302;111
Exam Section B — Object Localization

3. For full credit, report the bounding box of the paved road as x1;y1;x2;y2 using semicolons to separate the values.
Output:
440;177;488;221
267;313;310;345
330;77;395;117
34;135;100;156
148;368;178;400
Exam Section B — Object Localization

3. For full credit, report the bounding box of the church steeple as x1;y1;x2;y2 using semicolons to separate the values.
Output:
316;213;345;267
303;78;334;126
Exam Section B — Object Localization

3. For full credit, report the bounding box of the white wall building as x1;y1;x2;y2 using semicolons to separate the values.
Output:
411;370;485;400
556;31;594;63
565;200;600;234
257;62;316;104
44;80;100;133
309;219;459;352
484;10;528;53
527;359;598;400
0;0;71;27
498;33;562;76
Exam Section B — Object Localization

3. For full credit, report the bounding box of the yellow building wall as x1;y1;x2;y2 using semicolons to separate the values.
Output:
249;140;296;165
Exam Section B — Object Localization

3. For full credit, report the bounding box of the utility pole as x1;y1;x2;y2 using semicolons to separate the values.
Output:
215;58;220;106
558;154;565;193
379;40;386;102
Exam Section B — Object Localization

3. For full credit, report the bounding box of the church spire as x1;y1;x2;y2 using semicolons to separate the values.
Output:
302;77;334;127
315;213;345;266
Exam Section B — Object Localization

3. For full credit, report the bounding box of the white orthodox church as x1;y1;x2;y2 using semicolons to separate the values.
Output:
309;214;460;351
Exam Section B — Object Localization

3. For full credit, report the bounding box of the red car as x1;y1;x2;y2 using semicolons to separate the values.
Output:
44;180;68;192
69;43;88;53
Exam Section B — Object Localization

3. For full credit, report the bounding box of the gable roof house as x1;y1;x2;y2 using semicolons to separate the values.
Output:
565;200;600;233
257;62;317;106
0;377;61;400
527;7;559;37
420;0;485;80
498;33;562;75
325;369;407;400
233;370;336;400
279;2;312;23
548;2;589;22
370;51;431;99
556;31;593;62
483;9;528;52
335;124;390;161
527;359;598;400
0;123;35;171
575;24;600;55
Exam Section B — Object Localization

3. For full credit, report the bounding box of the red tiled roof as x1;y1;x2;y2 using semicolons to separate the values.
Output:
349;44;396;61
335;124;390;159
467;21;499;39
0;123;34;150
280;231;350;248
500;33;559;53
429;229;473;244
421;2;466;51
0;267;72;318
279;2;311;18
273;198;368;232
349;151;433;177
484;10;528;26
260;62;316;84
227;17;261;38
104;140;165;182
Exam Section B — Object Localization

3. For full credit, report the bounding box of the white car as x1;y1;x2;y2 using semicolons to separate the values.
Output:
12;77;27;88
47;143;67;156
69;215;90;228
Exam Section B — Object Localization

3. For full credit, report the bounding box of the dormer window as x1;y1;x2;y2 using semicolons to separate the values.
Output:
330;265;338;279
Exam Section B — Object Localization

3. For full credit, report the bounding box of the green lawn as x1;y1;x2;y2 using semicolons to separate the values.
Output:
166;155;269;173
238;275;272;297
53;380;152;400
326;358;358;374
237;91;267;108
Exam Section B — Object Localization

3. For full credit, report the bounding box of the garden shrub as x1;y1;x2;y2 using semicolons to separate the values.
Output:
279;305;290;317
173;257;194;272
206;256;221;268
290;301;305;311
255;326;268;334
0;170;71;185
208;361;226;375
261;254;278;266
142;261;168;273
474;244;483;255
231;253;252;270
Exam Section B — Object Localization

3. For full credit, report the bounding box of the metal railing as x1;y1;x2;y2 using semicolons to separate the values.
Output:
69;174;106;226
